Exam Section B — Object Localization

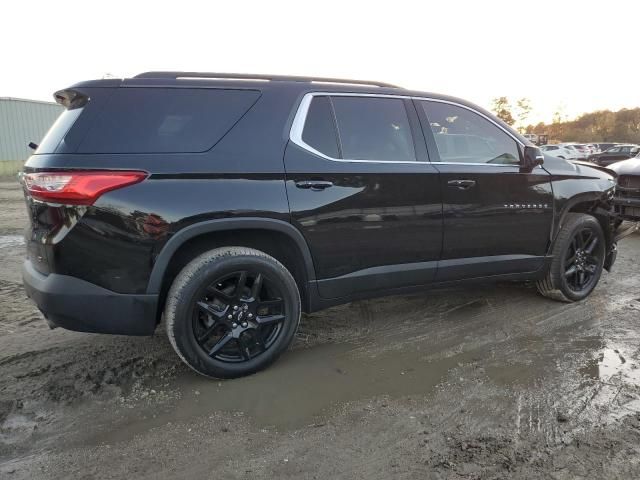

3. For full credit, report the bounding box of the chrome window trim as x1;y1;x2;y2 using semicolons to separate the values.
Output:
289;92;525;166
289;92;424;164
413;97;525;149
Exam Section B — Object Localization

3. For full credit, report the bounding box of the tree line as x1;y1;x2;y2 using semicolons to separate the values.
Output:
491;97;640;144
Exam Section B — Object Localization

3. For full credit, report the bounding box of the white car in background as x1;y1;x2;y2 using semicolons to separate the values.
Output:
559;143;589;160
585;144;600;154
540;144;580;160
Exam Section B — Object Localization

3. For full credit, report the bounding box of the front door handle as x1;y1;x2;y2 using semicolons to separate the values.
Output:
295;180;334;190
447;179;476;190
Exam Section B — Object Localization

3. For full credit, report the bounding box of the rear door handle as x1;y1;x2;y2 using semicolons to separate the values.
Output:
447;179;476;190
295;180;334;190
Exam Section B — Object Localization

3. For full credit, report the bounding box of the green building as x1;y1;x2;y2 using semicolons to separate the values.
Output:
0;97;63;169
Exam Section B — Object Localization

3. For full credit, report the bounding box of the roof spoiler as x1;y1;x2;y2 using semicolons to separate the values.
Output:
53;89;89;110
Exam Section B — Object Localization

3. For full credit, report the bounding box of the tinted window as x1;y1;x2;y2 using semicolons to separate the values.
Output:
420;101;520;165
331;97;415;161
78;88;260;153
301;96;339;158
607;147;620;153
36;108;81;154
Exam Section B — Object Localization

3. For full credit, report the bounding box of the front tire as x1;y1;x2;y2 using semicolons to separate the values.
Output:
165;247;301;379
537;213;606;302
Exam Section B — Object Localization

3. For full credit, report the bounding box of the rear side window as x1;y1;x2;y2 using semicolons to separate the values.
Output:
301;96;339;158
78;88;260;153
331;97;415;162
297;95;416;162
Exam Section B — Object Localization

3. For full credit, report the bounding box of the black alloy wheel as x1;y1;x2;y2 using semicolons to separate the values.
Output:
563;227;603;295
193;270;285;362
165;247;301;379
537;213;606;302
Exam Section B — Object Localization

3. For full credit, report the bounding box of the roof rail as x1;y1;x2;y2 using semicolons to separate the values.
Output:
133;71;399;88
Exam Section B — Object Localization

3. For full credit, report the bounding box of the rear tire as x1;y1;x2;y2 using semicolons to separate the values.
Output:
165;247;301;379
537;213;606;302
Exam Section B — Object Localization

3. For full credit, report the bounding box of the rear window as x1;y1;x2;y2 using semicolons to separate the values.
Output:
77;88;260;153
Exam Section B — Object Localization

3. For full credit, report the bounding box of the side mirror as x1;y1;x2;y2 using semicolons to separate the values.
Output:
522;146;544;171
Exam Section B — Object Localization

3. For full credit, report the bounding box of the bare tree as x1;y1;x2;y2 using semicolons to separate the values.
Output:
491;97;515;126
516;98;532;133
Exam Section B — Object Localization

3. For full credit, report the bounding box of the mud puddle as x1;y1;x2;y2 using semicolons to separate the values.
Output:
581;345;640;384
0;235;23;249
89;336;485;445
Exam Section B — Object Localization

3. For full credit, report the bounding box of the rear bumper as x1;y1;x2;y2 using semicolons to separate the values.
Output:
22;260;158;336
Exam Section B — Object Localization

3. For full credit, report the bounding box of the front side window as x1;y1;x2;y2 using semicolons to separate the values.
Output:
419;100;520;165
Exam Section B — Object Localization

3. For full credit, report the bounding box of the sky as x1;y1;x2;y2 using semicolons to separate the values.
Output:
1;0;638;125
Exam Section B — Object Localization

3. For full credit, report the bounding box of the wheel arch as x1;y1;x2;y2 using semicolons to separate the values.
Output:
551;192;614;255
147;218;316;314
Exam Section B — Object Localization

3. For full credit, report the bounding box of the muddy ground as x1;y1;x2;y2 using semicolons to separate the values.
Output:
1;177;640;479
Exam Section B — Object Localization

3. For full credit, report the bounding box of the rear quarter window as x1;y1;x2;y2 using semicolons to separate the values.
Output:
301;96;340;158
77;88;260;154
35;108;83;154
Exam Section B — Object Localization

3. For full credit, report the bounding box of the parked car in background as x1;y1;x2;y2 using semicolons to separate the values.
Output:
589;145;640;166
560;143;590;160
594;143;618;153
574;144;592;158
609;156;640;221
585;144;600;155
523;133;548;146
540;144;579;160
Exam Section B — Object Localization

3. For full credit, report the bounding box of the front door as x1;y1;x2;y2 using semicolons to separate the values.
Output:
285;94;442;298
415;99;554;281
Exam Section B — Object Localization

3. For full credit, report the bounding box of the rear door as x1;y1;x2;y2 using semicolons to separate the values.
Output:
284;93;442;298
415;99;554;281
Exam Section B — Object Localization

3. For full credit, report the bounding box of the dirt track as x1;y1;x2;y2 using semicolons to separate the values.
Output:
2;177;640;479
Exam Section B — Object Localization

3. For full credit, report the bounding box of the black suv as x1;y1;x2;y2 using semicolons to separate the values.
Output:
22;72;622;378
589;144;640;166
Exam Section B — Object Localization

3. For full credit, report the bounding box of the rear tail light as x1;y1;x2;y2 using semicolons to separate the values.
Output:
24;171;147;205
